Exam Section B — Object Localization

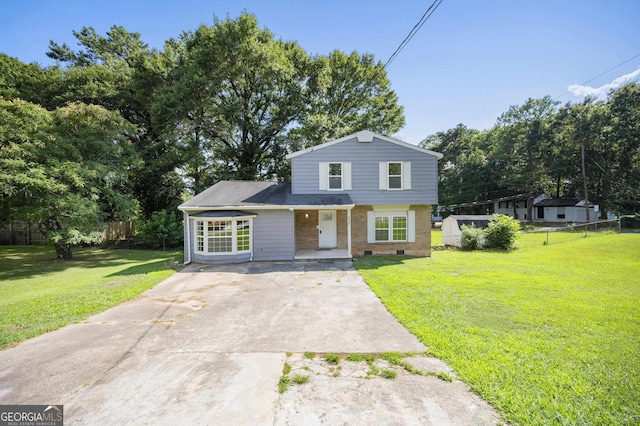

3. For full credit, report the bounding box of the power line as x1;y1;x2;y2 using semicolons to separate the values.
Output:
333;1;444;133
383;0;444;71
554;51;640;100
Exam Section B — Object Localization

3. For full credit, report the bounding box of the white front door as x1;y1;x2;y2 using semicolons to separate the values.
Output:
318;210;337;248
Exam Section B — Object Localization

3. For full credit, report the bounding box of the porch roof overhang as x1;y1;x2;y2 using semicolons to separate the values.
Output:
190;210;257;218
181;204;354;213
178;181;354;213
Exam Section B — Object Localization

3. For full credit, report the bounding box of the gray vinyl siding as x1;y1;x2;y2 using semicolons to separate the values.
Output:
252;209;295;261
185;209;294;264
192;252;251;265
291;136;439;205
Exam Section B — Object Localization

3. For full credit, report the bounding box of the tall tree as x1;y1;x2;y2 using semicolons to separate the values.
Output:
0;98;53;224
421;124;495;207
0;99;138;259
154;13;406;188
48;26;185;216
604;83;640;214
156;13;311;184
290;50;405;148
492;96;559;218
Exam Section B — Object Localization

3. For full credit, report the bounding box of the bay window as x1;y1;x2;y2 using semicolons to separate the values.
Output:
195;218;252;254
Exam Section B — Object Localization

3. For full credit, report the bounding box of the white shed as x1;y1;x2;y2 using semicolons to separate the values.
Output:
442;215;495;247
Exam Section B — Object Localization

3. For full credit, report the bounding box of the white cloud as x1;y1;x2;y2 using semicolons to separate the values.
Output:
568;66;640;100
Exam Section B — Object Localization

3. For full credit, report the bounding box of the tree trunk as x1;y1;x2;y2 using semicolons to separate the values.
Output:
55;242;73;260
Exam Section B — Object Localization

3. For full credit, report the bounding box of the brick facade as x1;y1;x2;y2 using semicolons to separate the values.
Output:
294;209;348;250
294;205;431;256
350;204;431;257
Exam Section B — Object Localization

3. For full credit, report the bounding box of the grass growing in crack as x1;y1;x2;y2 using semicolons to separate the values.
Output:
324;352;340;364
367;362;379;377
303;352;316;359
402;362;422;375
282;362;291;375
380;369;398;380
346;353;365;362
380;352;404;365
278;375;291;393
292;374;310;384
436;372;455;382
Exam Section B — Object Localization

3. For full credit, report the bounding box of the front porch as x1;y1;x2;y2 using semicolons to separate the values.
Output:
294;207;352;260
294;248;352;260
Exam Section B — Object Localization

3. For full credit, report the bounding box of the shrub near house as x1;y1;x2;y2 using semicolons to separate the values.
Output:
461;214;520;250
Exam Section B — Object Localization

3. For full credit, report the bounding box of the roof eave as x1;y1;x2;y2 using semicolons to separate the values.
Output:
180;204;355;212
286;130;444;160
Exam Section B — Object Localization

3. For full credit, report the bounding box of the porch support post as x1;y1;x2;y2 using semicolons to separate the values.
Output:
347;207;352;257
184;211;191;264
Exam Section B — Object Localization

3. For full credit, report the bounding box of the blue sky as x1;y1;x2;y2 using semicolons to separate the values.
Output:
1;0;639;143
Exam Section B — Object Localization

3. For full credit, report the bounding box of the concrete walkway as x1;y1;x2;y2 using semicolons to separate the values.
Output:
0;261;502;425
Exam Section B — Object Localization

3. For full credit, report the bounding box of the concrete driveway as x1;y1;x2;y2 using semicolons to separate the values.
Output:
0;261;502;425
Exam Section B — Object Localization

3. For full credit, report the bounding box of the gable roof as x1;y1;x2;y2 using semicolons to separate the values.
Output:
533;198;583;207
285;130;444;160
178;181;353;211
445;215;495;229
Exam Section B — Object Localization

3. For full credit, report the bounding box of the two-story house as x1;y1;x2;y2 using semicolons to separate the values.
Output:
178;130;442;264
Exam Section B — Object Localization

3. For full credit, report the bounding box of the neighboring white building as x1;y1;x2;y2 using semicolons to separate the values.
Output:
532;198;599;223
492;194;550;220
442;215;495;248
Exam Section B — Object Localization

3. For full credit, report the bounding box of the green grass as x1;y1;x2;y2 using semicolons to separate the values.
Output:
0;246;183;349
324;352;340;364
291;373;310;384
354;232;640;426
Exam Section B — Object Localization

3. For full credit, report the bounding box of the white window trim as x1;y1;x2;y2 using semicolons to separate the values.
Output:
319;162;351;191
367;210;416;243
379;161;411;191
328;162;343;191
194;217;253;255
388;162;403;190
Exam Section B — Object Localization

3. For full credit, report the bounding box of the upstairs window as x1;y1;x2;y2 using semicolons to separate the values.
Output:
379;162;411;190
328;162;342;190
319;162;351;191
388;162;402;189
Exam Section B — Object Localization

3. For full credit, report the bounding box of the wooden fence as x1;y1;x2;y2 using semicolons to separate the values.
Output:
0;221;135;246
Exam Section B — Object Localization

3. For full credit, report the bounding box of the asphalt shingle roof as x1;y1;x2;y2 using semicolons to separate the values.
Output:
179;181;353;209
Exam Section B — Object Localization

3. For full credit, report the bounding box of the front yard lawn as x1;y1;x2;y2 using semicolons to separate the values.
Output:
0;246;182;349
354;232;639;426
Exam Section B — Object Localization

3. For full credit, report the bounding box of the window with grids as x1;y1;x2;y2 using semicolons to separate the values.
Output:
328;163;342;190
209;221;233;253
195;218;251;254
375;214;407;242
388;162;402;189
196;221;205;252
236;220;250;251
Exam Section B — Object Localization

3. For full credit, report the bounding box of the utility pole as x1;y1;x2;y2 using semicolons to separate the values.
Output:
581;147;590;231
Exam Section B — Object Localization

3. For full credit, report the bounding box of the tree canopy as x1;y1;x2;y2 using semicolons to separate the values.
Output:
422;84;640;216
0;12;406;257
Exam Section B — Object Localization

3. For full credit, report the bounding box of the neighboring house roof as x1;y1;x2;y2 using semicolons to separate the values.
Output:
179;181;353;210
534;198;582;207
445;215;495;229
285;130;444;160
448;215;496;221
